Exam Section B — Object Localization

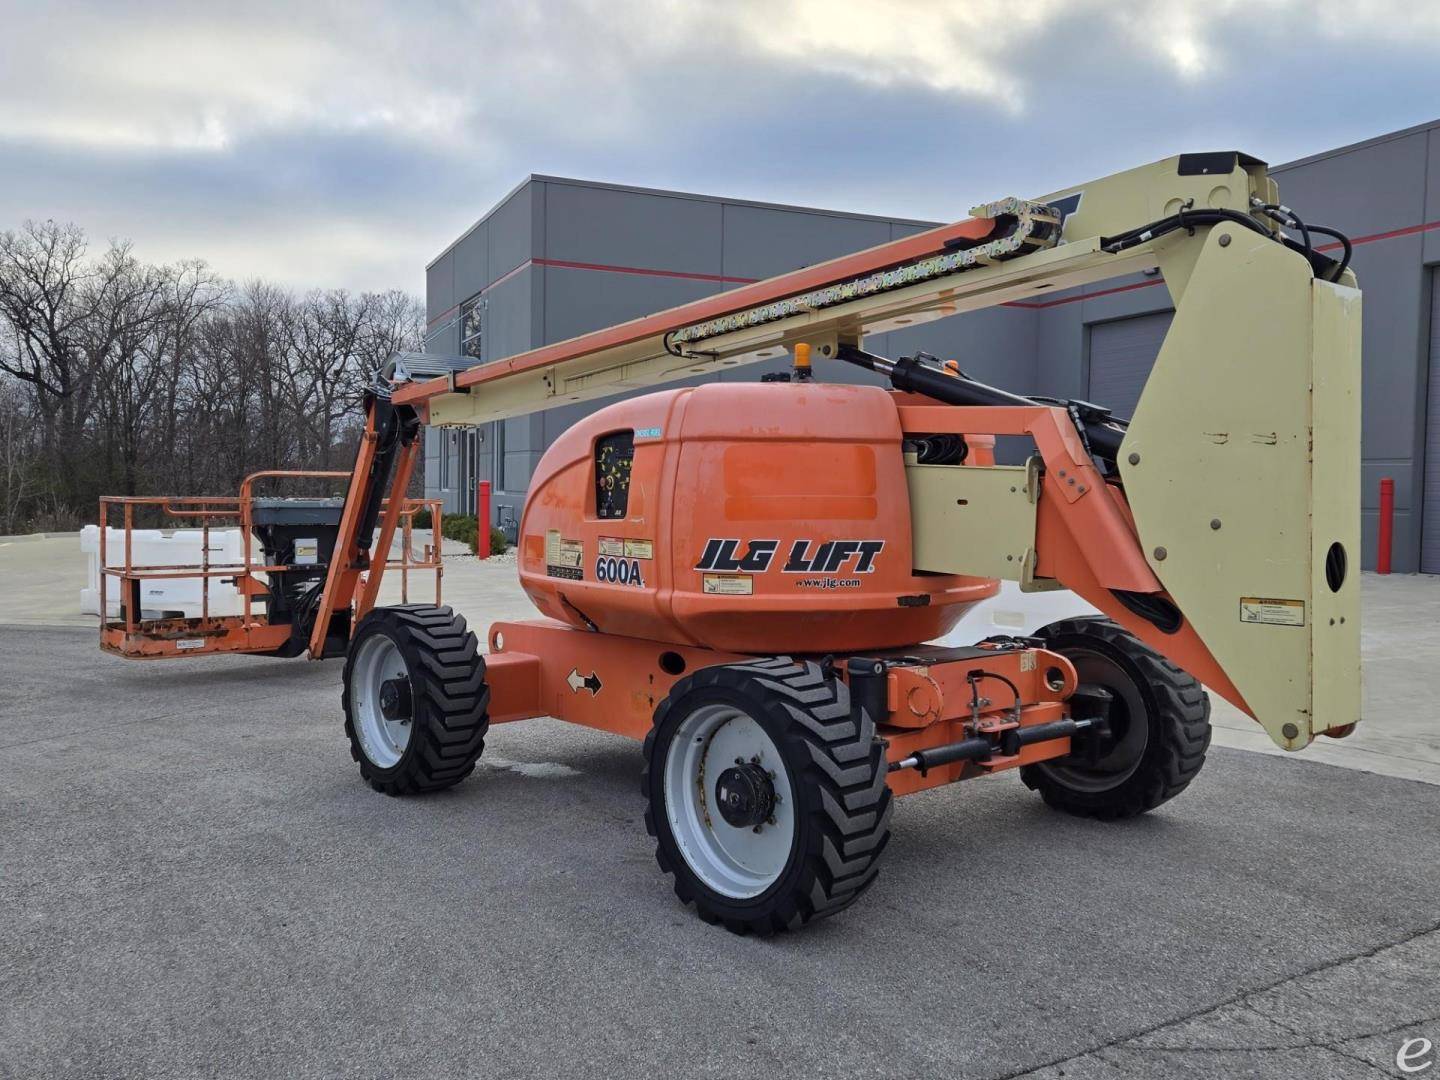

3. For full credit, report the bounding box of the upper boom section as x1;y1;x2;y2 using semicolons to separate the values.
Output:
401;152;1286;427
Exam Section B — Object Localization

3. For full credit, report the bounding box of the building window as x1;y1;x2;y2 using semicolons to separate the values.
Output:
460;295;483;360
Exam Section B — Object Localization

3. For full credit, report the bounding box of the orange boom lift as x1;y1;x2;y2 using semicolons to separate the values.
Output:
106;152;1363;933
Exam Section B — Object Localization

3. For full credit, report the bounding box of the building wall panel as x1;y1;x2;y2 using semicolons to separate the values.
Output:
452;224;488;301
1422;271;1440;571
545;183;723;275
488;183;538;284
1086;311;1173;419
425;250;454;323
721;205;890;282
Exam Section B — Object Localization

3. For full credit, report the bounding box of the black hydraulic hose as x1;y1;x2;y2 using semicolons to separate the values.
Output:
1122;201;1350;283
968;669;1022;717
1285;209;1313;262
1100;207;1271;253
1306;224;1353;282
352;401;399;557
837;345;1128;463
1256;203;1312;264
352;398;418;558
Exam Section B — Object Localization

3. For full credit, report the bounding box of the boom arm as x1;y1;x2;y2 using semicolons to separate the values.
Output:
308;394;423;658
370;151;1360;751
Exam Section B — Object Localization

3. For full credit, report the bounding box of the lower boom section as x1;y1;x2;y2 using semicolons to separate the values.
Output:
479;618;1090;795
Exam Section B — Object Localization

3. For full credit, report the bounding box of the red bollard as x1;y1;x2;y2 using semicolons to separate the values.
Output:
1377;477;1394;575
476;480;492;560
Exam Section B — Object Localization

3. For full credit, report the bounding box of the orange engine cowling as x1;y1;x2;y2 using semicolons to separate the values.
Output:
517;382;999;654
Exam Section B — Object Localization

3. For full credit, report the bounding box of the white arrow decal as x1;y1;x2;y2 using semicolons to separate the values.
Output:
566;668;602;696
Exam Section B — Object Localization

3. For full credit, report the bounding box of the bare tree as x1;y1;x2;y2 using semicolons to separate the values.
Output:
286;290;369;469
0;219;424;532
0;221;96;495
0;374;40;533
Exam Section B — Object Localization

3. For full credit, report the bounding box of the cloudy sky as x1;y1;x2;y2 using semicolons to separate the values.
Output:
3;0;1438;294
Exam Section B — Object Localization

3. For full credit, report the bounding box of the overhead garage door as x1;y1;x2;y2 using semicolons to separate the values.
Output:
1423;272;1440;572
1086;311;1173;419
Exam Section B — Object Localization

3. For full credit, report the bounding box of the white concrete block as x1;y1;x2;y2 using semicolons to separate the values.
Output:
80;525;251;619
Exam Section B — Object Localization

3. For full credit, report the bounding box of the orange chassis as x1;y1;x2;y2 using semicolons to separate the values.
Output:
328;392;1214;798
480;618;1081;796
325;392;1227;799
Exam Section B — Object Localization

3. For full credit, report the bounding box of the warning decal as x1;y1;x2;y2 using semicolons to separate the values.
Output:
545;530;583;568
624;538;654;560
1239;597;1305;627
703;574;753;596
545;529;585;580
598;536;625;557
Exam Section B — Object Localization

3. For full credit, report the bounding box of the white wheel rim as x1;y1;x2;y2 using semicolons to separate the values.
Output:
663;703;796;900
351;634;412;769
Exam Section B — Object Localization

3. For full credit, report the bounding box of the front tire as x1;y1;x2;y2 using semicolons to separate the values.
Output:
1020;617;1210;819
342;604;489;795
643;658;891;934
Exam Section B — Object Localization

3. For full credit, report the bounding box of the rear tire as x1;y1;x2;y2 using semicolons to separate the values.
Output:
342;604;489;795
1020;617;1210;819
643;657;891;934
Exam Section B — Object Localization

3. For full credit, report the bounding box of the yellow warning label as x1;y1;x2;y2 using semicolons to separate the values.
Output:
1239;597;1305;627
625;538;654;560
703;574;753;596
598;536;625;557
545;530;584;569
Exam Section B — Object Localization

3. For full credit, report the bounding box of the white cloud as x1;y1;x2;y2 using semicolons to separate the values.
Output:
5;0;1439;154
719;0;1058;108
0;0;1435;289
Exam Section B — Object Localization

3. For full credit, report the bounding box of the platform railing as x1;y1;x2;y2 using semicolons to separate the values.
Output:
97;470;443;654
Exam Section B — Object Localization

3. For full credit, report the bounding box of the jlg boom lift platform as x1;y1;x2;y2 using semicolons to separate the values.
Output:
103;152;1362;933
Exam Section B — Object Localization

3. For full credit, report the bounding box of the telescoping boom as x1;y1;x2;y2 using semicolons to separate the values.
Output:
374;150;1359;754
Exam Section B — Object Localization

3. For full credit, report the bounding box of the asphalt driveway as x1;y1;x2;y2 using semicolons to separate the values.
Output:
2;625;1437;1079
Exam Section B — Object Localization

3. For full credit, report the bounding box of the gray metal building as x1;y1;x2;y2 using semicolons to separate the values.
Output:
426;118;1440;572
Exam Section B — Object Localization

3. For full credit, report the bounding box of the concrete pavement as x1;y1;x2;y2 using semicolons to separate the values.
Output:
6;532;1438;785
5;533;1440;1077
3;625;1440;1079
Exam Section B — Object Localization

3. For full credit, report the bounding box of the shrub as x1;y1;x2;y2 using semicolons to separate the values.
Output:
408;510;509;555
486;525;510;556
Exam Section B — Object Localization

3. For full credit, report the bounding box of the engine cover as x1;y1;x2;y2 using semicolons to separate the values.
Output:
517;382;997;654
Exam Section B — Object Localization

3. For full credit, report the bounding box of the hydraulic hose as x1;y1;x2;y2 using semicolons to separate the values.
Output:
1306;224;1353;282
837;345;1127;463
